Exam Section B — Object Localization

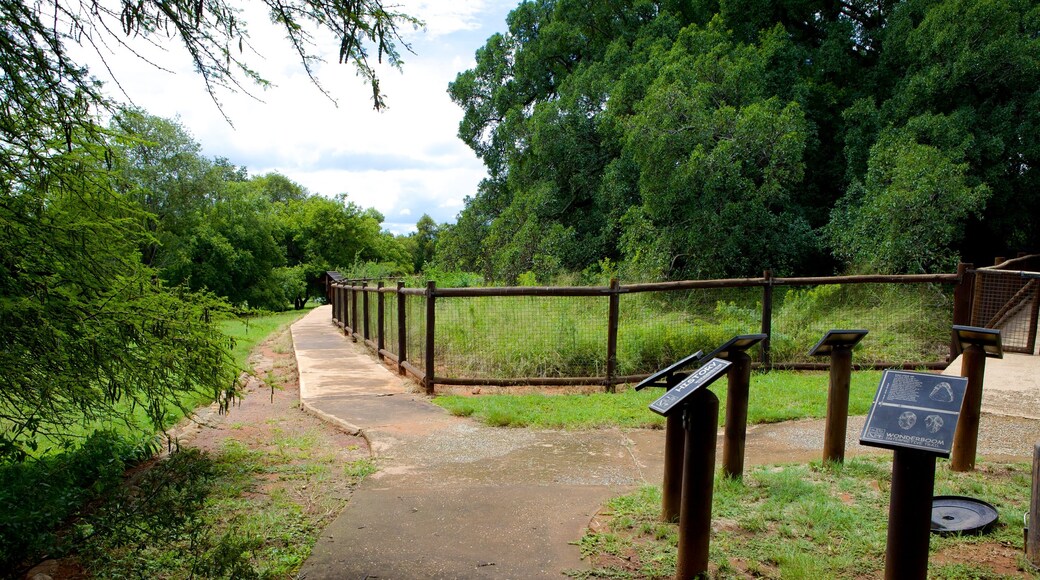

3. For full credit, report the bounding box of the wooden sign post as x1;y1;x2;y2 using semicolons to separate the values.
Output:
635;350;704;522
648;358;731;579
861;370;968;579
809;330;869;464
949;326;1003;472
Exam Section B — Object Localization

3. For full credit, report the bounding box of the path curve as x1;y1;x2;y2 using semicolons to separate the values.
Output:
293;306;1040;579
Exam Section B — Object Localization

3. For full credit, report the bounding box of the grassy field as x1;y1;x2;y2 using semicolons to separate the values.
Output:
220;305;317;370
426;283;952;381
570;458;1031;578
433;370;884;429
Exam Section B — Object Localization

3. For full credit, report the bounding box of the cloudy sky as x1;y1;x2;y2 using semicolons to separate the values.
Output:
75;1;518;234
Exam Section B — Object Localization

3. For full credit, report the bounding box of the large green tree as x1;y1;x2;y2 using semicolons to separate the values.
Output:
444;0;1039;279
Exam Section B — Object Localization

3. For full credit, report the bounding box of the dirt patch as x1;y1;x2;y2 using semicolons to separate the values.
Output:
933;541;1029;576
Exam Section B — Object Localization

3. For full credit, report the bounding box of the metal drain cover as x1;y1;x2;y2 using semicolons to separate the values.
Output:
931;495;999;535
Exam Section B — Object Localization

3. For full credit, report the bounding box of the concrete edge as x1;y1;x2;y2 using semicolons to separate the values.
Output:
291;315;376;458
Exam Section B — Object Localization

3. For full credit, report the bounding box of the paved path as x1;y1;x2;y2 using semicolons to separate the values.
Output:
292;305;1040;579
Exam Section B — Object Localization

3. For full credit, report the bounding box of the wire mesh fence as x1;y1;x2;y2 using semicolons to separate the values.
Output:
435;294;609;380
328;269;971;392
404;292;427;375
971;270;1039;354
617;287;762;377
383;287;400;358
770;282;953;365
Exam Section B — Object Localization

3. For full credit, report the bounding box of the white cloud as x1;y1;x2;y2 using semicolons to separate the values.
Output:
66;0;516;226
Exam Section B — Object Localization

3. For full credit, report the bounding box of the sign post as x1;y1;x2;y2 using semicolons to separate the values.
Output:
861;370;968;579
949;326;1003;472
809;330;869;463
699;334;766;479
647;357;731;579
636;350;704;522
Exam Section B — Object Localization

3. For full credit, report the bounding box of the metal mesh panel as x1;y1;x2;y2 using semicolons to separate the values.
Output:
616;287;762;376
770;283;953;365
405;293;426;374
971;270;1039;354
362;286;376;341
382;289;400;357
435;295;609;380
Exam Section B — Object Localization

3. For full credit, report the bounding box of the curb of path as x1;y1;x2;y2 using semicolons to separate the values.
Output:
290;323;375;456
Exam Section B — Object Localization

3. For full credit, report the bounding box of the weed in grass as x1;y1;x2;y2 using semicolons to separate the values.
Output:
344;458;377;483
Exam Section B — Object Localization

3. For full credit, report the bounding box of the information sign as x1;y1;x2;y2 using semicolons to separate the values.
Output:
649;358;731;417
860;370;968;457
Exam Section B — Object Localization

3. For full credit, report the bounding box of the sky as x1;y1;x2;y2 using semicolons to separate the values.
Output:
73;1;518;235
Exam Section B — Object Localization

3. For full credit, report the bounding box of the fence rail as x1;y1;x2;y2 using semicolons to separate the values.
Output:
326;266;979;394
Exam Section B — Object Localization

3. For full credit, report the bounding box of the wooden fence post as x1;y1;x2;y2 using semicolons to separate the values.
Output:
397;281;407;376
952;262;975;360
377;282;385;360
425;281;436;395
606;278;620;393
331;284;338;323
760;270;773;368
350;284;359;342
362;282;370;341
1028;443;1040;566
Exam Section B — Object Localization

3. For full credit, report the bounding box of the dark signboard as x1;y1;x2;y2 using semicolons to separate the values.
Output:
860;370;968;457
649;358;732;417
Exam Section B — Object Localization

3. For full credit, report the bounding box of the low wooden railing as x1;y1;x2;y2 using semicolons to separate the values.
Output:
327;267;972;394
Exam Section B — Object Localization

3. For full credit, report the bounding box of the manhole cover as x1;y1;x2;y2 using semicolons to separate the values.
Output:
931;495;999;535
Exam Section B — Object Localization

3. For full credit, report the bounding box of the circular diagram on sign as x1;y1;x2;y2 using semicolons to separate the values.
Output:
925;414;944;433
898;411;917;430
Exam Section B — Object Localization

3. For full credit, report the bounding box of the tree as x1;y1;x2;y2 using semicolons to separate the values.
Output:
108;109;216;270
411;214;438;273
0;0;420;458
827;131;989;273
0;128;237;460
447;0;1039;280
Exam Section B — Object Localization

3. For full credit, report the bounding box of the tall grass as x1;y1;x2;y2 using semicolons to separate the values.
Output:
426;283;951;380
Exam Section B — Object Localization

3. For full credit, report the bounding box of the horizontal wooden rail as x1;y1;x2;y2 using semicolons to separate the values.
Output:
773;273;959;285
623;277;767;293
400;360;425;383
435;286;611;298
767;361;948;371
437;376;609;387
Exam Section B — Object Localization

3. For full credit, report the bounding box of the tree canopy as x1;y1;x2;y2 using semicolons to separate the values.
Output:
0;0;420;459
442;0;1040;281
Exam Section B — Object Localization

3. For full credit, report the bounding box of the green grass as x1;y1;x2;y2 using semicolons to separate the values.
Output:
427;283;952;381
571;458;1032;579
433;370;883;429
220;305;316;371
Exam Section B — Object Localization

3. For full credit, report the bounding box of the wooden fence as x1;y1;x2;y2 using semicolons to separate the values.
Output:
327;266;976;395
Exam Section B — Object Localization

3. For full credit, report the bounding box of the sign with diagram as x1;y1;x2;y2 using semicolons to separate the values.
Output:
860;370;968;457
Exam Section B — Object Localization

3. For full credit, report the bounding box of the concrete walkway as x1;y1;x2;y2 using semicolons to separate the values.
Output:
292;305;1040;579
